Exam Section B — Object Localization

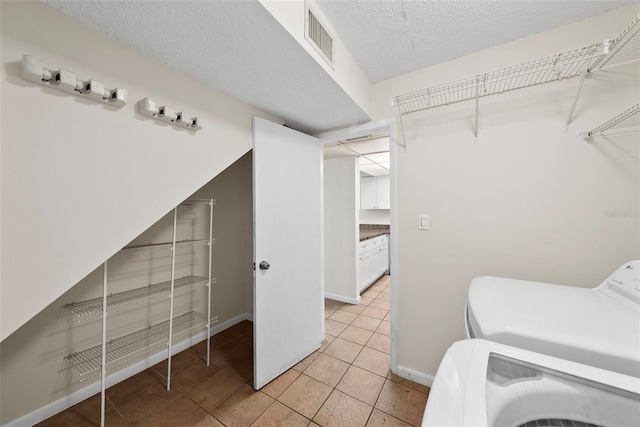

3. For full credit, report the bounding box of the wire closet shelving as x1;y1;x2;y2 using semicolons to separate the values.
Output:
64;311;211;381
63;198;216;427
64;275;213;322
582;102;640;138
391;12;640;144
119;238;209;255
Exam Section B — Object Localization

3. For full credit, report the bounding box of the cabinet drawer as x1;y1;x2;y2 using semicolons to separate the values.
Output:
369;234;387;249
359;241;371;255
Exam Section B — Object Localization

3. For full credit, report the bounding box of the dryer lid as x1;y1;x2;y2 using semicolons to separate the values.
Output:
467;275;640;377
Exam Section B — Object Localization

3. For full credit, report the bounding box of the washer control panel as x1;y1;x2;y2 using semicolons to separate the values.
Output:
602;260;640;305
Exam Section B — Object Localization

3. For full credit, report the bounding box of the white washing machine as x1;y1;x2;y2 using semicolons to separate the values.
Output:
466;260;640;377
422;339;640;426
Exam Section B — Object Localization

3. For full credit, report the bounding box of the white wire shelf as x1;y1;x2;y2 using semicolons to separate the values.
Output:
64;275;214;322
119;239;210;255
583;102;640;138
590;13;640;71
181;198;216;206
392;42;605;116
64;311;217;381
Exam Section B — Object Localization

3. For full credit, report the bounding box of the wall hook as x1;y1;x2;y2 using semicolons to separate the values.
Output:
20;54;127;107
137;98;201;132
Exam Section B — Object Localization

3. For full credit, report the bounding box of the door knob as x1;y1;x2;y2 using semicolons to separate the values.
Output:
259;261;270;270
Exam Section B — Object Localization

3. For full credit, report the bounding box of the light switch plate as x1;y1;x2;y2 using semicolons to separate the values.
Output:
419;214;429;230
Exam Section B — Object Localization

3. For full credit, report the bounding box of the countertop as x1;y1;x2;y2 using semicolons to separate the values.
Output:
359;225;390;242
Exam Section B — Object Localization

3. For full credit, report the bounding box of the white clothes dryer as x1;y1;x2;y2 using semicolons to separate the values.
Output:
422;339;640;427
466;260;640;377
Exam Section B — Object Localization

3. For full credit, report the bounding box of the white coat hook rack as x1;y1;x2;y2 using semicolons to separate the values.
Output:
137;98;202;132
20;55;127;107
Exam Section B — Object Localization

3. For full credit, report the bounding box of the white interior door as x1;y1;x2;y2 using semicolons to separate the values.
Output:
253;117;323;389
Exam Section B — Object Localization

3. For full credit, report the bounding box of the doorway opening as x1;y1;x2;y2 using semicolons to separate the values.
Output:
320;119;397;370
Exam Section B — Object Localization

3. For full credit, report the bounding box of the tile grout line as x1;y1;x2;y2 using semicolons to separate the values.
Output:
106;393;128;425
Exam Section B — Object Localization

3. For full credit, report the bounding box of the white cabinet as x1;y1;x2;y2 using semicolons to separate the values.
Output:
358;248;372;291
375;176;390;209
360;177;377;209
371;244;386;278
358;234;389;292
360;175;390;209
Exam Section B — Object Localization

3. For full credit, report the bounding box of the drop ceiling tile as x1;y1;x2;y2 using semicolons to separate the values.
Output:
363;152;390;163
359;157;375;165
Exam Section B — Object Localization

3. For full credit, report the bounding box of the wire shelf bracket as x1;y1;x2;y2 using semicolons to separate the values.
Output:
581;102;640;139
589;13;640;72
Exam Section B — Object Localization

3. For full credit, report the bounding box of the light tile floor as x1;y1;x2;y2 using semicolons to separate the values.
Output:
38;275;429;426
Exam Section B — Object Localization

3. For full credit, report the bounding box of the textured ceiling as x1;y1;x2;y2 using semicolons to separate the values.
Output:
316;0;635;83
43;0;370;134
44;1;635;135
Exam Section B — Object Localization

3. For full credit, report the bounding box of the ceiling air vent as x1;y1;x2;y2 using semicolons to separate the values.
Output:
306;8;334;69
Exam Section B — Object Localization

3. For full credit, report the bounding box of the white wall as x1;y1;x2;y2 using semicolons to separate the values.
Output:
0;1;274;341
372;5;640;378
360;209;390;225
191;152;254;319
0;152;254;425
259;0;372;117
324;157;360;303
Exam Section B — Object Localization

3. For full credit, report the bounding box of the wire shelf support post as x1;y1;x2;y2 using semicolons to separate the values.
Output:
166;206;178;391
474;77;481;141
206;199;215;366
100;261;107;427
394;104;408;149
565;58;593;128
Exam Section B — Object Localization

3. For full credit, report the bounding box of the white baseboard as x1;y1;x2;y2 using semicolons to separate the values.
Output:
396;365;434;388
324;292;360;305
4;312;253;427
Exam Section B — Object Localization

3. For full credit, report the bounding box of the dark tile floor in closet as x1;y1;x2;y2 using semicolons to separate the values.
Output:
37;275;429;426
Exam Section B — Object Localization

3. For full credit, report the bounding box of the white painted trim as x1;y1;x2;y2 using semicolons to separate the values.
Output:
3;313;253;427
320;137;326;342
315;118;397;146
396;365;434;388
389;120;399;375
324;292;361;305
314;118;399;374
